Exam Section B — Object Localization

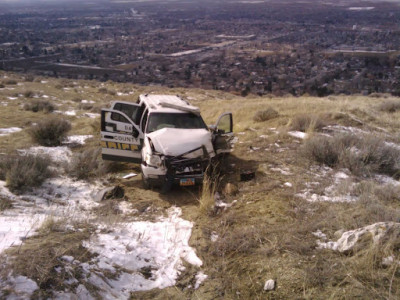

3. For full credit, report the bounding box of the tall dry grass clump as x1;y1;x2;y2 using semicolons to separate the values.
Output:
198;172;218;215
0;154;52;193
290;114;326;132
253;107;279;122
29;118;71;146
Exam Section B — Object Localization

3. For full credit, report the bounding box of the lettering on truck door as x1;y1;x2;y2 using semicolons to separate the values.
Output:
101;109;143;163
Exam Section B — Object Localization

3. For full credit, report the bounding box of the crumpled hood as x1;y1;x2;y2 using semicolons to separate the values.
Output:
147;128;215;158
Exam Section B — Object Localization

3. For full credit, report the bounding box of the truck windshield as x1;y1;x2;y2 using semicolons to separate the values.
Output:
146;113;207;133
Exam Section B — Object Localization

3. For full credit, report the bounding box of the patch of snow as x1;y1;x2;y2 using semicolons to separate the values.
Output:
81;99;95;104
1;101;8;106
374;175;400;186
82;207;202;297
0;127;22;137
349;6;374;11
312;230;327;240
297;168;357;203
41;80;48;83
215;200;237;209
0;276;38;298
284;182;292;187
66;135;93;145
65;110;76;116
270;167;292;176
118;201;138;214
7;96;18;100
323;125;367;135
211;232;218;242
84;113;100;119
0;208;46;253
194;272;208;289
0;177;102;254
122;173;137;179
42;95;49;98
18;146;72;164
259;135;268;139
288;131;307;139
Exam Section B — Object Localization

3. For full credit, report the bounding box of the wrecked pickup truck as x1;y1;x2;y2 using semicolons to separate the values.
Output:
101;94;233;191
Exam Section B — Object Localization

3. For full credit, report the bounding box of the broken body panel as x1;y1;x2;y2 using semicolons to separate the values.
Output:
100;95;233;189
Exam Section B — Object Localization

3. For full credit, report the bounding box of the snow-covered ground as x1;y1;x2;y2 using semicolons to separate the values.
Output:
0;140;205;298
0;127;22;137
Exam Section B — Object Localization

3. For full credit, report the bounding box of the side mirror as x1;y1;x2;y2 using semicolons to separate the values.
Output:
132;129;139;138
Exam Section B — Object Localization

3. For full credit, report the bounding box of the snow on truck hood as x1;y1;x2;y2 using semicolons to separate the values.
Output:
147;128;215;158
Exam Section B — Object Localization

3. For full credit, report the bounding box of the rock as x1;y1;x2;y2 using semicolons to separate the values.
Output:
224;183;238;196
94;185;125;202
263;279;275;291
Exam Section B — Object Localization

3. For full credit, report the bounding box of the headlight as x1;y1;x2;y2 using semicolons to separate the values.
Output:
145;154;162;167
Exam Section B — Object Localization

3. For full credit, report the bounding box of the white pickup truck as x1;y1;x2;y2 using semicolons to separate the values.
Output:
101;94;233;191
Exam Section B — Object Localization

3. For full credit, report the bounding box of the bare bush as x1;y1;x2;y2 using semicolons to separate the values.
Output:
24;100;54;113
378;100;400;113
29;118;71;146
0;154;52;193
290;114;326;132
23;90;35;98
253;107;279;122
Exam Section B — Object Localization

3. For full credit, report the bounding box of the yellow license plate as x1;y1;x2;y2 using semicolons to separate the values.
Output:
180;178;195;186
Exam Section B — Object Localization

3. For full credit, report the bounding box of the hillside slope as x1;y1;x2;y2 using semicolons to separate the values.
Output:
0;72;400;299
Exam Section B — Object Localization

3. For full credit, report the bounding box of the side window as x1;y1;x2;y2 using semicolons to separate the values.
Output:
141;109;149;132
217;114;232;133
111;112;130;123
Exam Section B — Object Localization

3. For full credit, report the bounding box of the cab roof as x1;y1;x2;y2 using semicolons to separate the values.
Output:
139;94;200;115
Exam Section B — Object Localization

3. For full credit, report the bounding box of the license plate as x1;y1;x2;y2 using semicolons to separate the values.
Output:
180;178;195;186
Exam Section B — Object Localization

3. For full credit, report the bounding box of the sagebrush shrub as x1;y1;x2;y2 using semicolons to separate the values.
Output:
253;107;279;122
29;118;71;146
302;133;400;178
24;100;54;113
0;154;52;193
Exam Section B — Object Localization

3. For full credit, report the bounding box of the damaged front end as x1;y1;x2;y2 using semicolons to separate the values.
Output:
142;144;211;190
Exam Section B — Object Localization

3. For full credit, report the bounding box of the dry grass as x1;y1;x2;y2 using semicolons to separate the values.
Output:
198;173;217;215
